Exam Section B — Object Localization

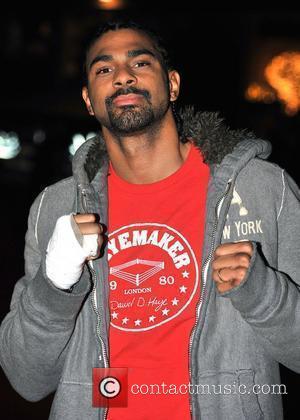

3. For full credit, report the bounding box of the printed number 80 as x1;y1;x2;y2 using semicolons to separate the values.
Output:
159;276;175;285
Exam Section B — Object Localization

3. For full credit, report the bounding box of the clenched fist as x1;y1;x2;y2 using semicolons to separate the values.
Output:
46;213;104;290
73;213;104;260
212;241;253;293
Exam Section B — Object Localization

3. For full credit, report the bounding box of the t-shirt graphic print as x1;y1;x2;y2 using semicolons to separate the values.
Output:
108;223;199;332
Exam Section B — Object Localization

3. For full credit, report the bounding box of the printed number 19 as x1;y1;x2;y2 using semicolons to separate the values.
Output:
159;276;175;285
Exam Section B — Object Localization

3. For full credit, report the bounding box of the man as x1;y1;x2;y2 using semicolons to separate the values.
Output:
0;21;299;420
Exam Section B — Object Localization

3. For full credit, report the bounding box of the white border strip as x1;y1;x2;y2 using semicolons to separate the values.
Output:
35;187;48;245
277;170;285;221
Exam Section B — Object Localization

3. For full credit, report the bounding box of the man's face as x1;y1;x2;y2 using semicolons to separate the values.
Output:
82;29;178;136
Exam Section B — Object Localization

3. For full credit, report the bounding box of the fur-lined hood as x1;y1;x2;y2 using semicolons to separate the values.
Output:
72;106;272;185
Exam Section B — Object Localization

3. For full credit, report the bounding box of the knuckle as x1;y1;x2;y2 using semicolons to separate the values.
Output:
237;253;250;266
90;216;97;224
243;241;252;253
237;267;246;281
87;214;96;223
214;244;223;255
211;260;218;270
95;224;102;234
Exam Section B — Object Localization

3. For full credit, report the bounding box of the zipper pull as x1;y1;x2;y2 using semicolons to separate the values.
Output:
80;187;88;212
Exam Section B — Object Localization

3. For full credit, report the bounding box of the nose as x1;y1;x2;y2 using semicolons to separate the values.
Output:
113;66;137;88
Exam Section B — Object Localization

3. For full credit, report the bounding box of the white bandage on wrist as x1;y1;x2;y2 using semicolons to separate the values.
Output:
46;214;98;290
82;234;99;258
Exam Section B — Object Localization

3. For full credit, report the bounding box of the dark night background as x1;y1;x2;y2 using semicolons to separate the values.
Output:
0;2;299;419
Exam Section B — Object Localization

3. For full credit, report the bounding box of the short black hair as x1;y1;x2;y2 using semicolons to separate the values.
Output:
82;20;173;86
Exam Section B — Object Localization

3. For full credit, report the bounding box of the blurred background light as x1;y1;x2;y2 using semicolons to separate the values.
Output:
0;131;21;159
245;50;300;116
95;0;126;10
245;83;276;104
265;52;300;116
69;132;97;156
69;133;86;156
33;129;46;144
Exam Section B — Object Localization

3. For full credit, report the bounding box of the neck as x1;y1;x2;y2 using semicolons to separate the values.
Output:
102;110;191;184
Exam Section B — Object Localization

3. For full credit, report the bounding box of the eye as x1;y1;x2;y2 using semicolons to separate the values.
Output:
95;67;112;75
134;61;150;68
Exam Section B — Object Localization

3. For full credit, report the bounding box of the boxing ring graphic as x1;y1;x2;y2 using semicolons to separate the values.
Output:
110;259;165;286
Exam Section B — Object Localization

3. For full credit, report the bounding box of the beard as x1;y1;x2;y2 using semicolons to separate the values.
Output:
107;104;159;134
104;87;170;135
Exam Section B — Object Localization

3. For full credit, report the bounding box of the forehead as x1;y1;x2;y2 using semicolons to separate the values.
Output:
87;29;156;64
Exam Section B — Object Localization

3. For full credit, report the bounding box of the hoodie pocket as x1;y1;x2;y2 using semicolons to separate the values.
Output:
194;369;264;420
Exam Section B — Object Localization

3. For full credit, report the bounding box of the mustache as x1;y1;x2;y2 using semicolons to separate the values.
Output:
105;87;151;106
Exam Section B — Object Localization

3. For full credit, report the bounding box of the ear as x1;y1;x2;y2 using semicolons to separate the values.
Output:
82;86;95;116
168;70;180;102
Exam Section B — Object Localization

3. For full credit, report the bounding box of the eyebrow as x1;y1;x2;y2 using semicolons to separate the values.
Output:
89;48;157;71
127;48;156;58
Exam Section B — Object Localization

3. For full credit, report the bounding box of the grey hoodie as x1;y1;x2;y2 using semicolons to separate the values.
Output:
1;109;300;420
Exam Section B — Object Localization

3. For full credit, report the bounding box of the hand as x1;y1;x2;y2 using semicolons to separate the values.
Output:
73;213;103;260
46;213;103;290
212;241;253;293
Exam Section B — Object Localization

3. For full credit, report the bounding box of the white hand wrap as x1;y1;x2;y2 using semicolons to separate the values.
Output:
46;214;99;290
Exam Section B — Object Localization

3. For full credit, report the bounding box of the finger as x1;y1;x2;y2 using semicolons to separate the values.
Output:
214;241;253;258
216;281;240;293
73;213;97;224
212;267;247;284
77;222;103;235
212;252;251;271
97;235;104;247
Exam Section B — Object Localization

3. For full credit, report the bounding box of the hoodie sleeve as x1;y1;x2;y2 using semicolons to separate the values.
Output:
0;189;91;402
220;170;300;373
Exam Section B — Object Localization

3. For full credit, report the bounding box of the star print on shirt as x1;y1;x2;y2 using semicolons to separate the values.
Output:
172;297;179;306
182;270;190;278
149;315;156;322
180;285;187;293
122;317;129;325
111;311;118;319
135;319;142;326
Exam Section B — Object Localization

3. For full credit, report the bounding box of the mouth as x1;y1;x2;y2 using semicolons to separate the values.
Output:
112;93;144;106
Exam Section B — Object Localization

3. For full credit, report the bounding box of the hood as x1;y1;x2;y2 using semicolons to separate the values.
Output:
72;106;272;185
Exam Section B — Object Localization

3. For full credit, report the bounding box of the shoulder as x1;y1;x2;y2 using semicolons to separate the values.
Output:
29;176;77;250
237;158;285;197
41;176;76;198
32;176;76;208
234;158;287;221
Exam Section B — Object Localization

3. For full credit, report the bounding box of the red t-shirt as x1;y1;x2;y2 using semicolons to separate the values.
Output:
107;143;209;419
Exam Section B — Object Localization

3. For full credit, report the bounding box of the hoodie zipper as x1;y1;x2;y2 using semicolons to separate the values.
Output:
88;260;109;367
188;179;232;417
81;188;109;420
89;260;109;420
